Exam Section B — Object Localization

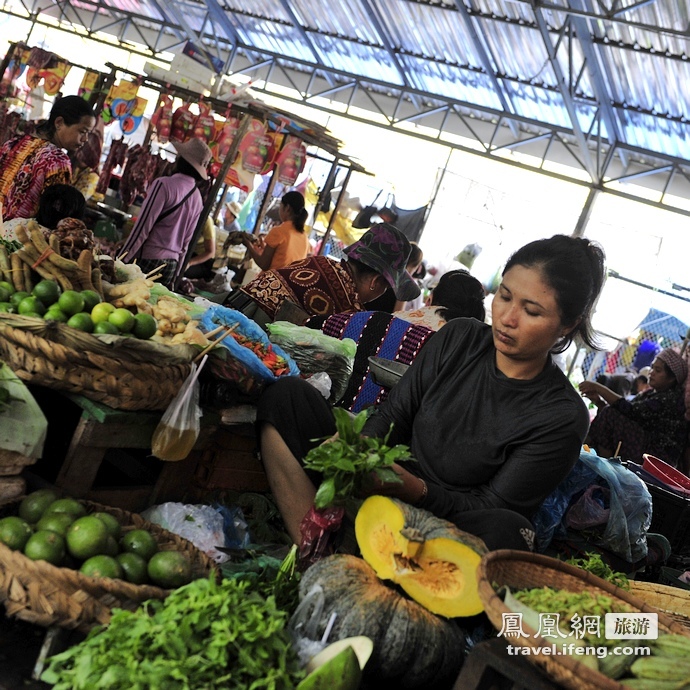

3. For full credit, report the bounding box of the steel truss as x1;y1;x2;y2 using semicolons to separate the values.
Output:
3;0;690;216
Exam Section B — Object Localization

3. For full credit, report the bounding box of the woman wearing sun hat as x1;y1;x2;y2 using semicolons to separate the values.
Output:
120;138;211;289
580;347;689;467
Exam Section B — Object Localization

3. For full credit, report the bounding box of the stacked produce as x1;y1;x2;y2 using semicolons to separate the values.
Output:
0;489;192;588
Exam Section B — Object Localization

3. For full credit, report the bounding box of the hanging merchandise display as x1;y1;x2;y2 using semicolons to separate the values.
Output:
191;100;215;144
275;135;307;186
25;59;71;97
150;94;173;143
224;118;278;193
208;112;241;178
102;80;147;134
0;43;71;98
170;102;196;143
78;69;100;101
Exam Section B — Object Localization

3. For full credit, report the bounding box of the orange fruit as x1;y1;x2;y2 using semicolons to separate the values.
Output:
120;529;158;561
147;551;192;589
57;290;85;316
0;516;33;551
24;530;65;565
67;312;94;332
32;280;60;307
66;515;109;560
108;308;135;333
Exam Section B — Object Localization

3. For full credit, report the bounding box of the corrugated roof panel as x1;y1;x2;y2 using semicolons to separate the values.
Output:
288;0;383;45
621;111;690;160
502;81;577;130
397;54;504;109
227;13;311;61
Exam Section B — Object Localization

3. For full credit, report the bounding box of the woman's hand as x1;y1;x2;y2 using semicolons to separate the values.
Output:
579;380;621;407
358;463;426;504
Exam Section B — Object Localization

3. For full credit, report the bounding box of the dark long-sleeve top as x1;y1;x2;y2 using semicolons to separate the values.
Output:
362;318;590;523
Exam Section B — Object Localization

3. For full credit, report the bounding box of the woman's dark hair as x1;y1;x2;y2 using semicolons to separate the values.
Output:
503;234;606;353
407;242;423;268
431;269;486;322
35;184;86;228
282;191;308;232
176;156;205;183
37;95;95;139
347;257;380;280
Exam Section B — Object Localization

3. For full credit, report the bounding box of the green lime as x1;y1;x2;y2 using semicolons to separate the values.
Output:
91;302;116;324
0;281;15;296
67;312;94;332
132;312;157;340
93;320;119;335
24;530;65;565
44;307;68;323
18;296;46;316
116;552;149;584
147;550;192;589
66;516;109;560
80;554;123;579
0;516;33;551
36;512;76;537
57;290;85;316
0;302;14;313
92;512;121;539
44;498;87;519
108;308;135;333
32;280;60;307
0;286;9;303
18;489;60;524
120;529;158;561
9;291;29;307
80;289;102;312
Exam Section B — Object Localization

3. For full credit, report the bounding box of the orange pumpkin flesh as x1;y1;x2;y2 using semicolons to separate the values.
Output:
355;495;487;617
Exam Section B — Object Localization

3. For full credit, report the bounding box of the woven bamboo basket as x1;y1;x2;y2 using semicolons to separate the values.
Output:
477;550;690;690
0;498;216;632
0;314;194;411
629;580;690;630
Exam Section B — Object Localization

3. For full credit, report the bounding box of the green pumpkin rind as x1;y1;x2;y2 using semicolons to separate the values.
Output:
296;554;465;689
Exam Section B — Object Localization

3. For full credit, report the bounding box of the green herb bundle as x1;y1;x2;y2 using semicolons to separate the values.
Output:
302;408;413;510
41;576;304;689
565;552;630;590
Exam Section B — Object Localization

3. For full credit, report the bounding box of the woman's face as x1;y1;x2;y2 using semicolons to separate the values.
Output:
279;202;290;223
648;358;676;392
54;115;96;153
492;265;567;373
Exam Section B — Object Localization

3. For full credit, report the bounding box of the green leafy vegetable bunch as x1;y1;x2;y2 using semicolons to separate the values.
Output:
565;551;630;590
302;407;413;509
41;575;304;690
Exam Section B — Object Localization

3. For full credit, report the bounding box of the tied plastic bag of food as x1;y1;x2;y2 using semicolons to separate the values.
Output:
151;357;207;461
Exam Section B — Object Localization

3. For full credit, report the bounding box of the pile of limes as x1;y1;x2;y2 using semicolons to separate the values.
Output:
0;279;157;339
0;489;192;589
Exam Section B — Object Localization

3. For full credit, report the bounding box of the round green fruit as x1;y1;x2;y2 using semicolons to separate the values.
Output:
9;291;29;307
18;489;60;524
0;302;14;313
0;281;16;296
32;280;60;307
108;308;135;333
116;552;148;584
93;320;119;335
147;550;192;589
44;307;68;322
57;290;85;316
80;554;123;579
91;302;116;324
120;529;158;561
92;512;121;539
80;289;102;312
67;312;94;332
36;512;76;537
24;530;66;565
66;516;109;560
0;516;33;551
132;312;157;340
18;296;46;316
44;498;87;519
0;286;10;303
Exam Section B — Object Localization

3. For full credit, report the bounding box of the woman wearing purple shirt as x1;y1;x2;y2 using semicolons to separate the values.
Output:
121;138;211;288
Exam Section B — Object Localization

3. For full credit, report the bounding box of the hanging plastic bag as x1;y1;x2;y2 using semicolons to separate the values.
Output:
151;357;207;461
565;484;611;530
298;505;345;570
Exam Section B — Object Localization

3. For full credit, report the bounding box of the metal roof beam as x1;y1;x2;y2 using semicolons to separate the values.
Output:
276;0;327;68
610;0;660;18
532;7;598;180
451;0;519;137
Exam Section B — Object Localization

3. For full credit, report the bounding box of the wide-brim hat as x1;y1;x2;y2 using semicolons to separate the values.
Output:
344;223;420;301
226;201;242;217
172;138;212;180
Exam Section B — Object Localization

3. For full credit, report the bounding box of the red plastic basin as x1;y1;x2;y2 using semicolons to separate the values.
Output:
642;454;690;494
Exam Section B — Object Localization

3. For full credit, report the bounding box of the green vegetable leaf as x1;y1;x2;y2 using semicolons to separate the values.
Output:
314;477;337;509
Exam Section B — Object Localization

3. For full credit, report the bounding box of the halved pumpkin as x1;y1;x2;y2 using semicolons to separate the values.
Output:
354;495;488;617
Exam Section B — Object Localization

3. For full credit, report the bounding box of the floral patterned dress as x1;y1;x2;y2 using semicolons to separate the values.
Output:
0;135;71;221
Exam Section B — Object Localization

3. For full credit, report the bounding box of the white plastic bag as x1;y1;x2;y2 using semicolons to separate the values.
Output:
142;502;229;563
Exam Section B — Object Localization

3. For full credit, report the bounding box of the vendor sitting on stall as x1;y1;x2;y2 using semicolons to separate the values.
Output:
225;223;420;326
256;234;606;551
579;347;689;467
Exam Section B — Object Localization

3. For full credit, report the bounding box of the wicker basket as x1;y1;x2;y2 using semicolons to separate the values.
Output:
477;550;690;690
0;498;216;632
629;580;690;630
0;314;193;411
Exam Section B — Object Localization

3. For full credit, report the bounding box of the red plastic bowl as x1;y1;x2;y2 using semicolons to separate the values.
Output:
642;454;690;493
